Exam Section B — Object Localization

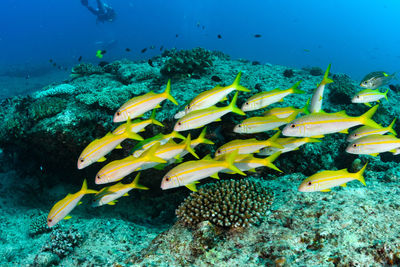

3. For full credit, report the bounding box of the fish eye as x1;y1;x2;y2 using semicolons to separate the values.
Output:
238;125;241;128
116;111;121;116
307;181;312;186
48;219;52;222
245;102;249;105
96;175;100;179
217;150;221;154
352;144;357;148
165;176;170;182
178;122;182;126
290;124;296;128
354;134;357;136
356;95;360;98
79;158;84;163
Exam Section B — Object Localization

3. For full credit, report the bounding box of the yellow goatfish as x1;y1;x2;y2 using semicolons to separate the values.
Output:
346;134;400;156
92;173;148;207
298;163;367;192
183;72;250;115
258;137;321;156
233;113;296;134
77;120;144;170
47;179;97;227
214;131;283;157
241;81;304;112
161;150;246;192
282;105;380;137
347;118;396;142
132;131;185;157
220;152;282;174
113;79;178;123
174;92;245;131
263;102;308;119
112;109;164;135
138;134;199;171
309;64;333;113
95;143;166;184
351;88;389;107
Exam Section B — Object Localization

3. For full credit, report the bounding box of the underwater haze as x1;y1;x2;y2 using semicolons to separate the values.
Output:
2;0;400;266
1;0;400;84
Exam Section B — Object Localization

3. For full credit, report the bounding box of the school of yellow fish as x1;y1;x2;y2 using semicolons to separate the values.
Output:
47;67;398;227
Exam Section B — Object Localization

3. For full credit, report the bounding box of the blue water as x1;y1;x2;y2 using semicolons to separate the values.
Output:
1;0;399;81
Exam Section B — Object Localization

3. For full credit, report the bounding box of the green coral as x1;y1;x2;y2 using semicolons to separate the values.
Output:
160;48;213;77
176;179;274;228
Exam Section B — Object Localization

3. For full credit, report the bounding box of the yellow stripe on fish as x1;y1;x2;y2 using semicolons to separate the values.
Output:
298;163;367;192
220;152;282;173
282;105;380;137
47;179;97;227
214;131;283;157
241;80;304;112
77;120;144;169
112;109;164;135
258;137;321;156
113;79;178;123
346;134;400;156
174;92;245;131
132;131;186;157
263;103;308;119
95;143;166;184
161;150;245;191
309;64;333;113
92;173;148;207
351;88;389;107
234;113;296;134
347;118;396;142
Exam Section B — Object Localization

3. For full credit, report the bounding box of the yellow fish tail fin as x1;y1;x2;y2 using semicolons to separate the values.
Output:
387;118;397;135
291;80;305;94
225;150;246;176
322;64;334;85
263;152;283;172
355;162;368;186
124;118;144;141
360;105;380;129
305;137;322;143
232;72;251;92
141;143;167;164
150;109;164;127
303;98;311;114
171;131;185;140
267;131;283;148
228;92;246;116
184;134;199;159
81;179;98;194
384;88;389;101
196;127;214;145
130;173;149;190
163;79;178;105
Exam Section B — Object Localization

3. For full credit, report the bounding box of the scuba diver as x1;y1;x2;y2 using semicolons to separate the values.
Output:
81;0;116;23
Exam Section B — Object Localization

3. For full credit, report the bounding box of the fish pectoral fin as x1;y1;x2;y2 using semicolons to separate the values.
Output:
123;193;129;196
155;104;162;108
107;201;117;205
369;153;379;157
97;157;107;162
339;129;349;134
220;96;228;102
214;118;222;122
139;129;146;132
364;102;372;107
311;135;325;138
340;183;347;187
210;173;220;179
115;144;123;149
64;215;72;220
248;168;257;173
77;201;83;206
320;189;331;192
185;183;198;192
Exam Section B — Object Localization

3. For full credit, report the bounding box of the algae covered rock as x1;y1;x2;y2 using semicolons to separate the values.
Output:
176;179;274;228
160;47;213;77
71;63;104;78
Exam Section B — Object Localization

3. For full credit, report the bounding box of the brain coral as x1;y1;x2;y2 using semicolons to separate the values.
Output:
176;179;274;228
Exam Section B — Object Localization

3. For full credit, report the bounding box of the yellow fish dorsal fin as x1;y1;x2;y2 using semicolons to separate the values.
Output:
210;173;220;179
369;153;379;157
64;215;72;220
97;156;107;162
185;183;198;192
115;144;123;149
340;183;347;187
339;129;349;134
320;189;331;192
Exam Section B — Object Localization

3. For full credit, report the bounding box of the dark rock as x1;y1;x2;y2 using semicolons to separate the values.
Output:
283;69;294;78
211;75;222;82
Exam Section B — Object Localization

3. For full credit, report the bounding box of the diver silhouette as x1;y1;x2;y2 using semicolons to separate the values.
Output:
81;0;116;23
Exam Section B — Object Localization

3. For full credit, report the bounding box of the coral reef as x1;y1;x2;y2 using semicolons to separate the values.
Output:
71;63;104;78
160;48;213;77
41;228;83;258
29;213;54;237
309;66;324;76
283;68;294;78
176;179;274;228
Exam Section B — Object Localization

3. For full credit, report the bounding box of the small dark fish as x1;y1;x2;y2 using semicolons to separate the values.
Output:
78;56;82;62
53;63;57;67
217;34;222;39
160;46;164;51
148;59;154;67
211;75;222;82
101;50;107;55
141;48;147;53
125;48;131;52
175;34;179;38
254;34;262;38
49;59;53;63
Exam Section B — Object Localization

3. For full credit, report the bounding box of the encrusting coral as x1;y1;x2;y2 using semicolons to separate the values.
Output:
176;179;274;228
